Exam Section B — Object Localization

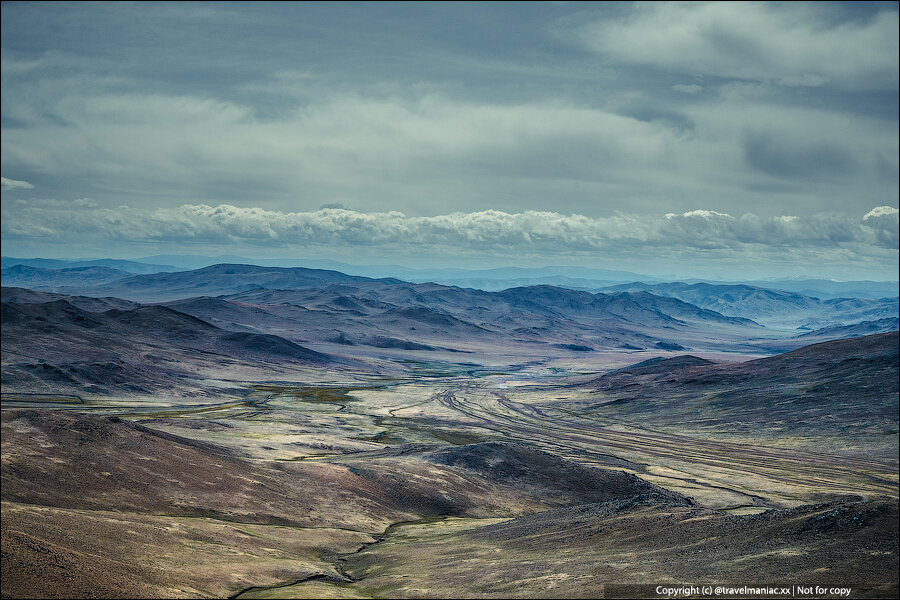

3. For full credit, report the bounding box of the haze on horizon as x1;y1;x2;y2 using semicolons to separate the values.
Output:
1;1;898;281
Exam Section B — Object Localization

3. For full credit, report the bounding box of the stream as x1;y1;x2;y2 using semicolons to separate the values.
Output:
228;515;455;599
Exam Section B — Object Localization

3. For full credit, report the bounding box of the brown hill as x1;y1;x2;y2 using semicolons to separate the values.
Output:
1;298;338;396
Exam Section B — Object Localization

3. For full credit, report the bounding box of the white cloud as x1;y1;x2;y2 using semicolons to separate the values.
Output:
3;202;897;256
864;206;900;220
1;176;34;190
578;2;899;91
861;206;900;248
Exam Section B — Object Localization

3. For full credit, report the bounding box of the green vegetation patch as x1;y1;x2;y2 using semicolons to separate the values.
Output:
352;431;405;444
428;428;495;446
254;385;372;404
1;393;84;404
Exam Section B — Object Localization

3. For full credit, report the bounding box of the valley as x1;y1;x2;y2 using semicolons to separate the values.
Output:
1;264;898;598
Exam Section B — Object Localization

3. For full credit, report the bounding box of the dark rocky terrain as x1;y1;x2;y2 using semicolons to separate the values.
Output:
2;285;142;311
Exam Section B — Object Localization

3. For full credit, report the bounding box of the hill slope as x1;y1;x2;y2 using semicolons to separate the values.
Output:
1;297;341;396
577;331;899;454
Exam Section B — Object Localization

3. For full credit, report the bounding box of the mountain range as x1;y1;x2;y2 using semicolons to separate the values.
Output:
598;281;899;329
1;263;774;358
0;257;177;273
4;254;897;299
3;262;897;353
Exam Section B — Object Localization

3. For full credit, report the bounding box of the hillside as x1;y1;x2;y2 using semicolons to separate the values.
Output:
577;331;899;452
1;297;345;397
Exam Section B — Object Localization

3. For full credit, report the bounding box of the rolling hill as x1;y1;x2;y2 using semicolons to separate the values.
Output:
1;296;348;397
577;331;899;452
4;263;896;359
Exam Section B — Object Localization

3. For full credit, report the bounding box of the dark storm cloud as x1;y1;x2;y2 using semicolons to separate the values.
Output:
742;131;858;180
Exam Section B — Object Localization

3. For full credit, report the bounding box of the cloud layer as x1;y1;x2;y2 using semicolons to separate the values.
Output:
1;2;897;220
1;2;897;280
1;89;895;219
3;201;896;260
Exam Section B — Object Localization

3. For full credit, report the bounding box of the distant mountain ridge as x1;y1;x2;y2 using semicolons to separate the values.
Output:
601;282;817;316
796;318;900;340
1;257;177;274
11;254;893;298
2;267;762;356
3;262;896;354
600;281;899;329
1;264;134;290
48;263;404;301
3;278;898;398
0;286;141;311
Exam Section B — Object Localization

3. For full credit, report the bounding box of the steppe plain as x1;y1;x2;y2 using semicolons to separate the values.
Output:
1;264;898;598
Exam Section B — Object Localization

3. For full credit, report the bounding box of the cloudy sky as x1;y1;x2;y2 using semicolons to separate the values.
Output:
1;1;897;279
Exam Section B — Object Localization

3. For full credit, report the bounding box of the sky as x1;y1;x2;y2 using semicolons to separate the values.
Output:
1;1;898;280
